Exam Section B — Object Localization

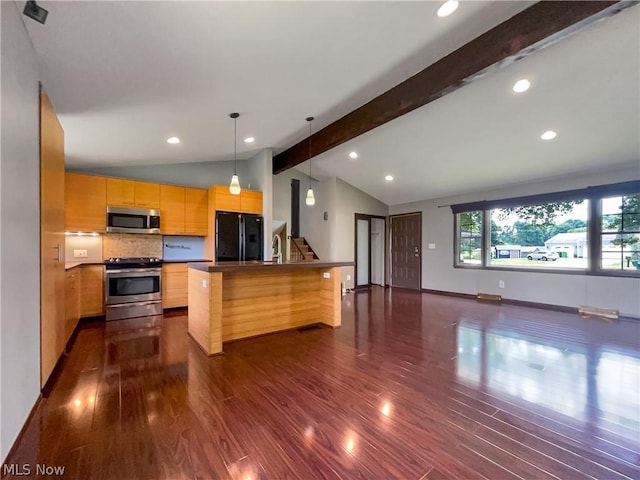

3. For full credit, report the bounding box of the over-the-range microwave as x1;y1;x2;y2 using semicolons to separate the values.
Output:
106;206;160;234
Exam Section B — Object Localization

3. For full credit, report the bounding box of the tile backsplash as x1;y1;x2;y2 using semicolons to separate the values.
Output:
103;233;163;259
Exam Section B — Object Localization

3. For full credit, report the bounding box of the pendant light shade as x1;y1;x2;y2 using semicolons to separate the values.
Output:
305;188;316;206
229;112;241;195
305;116;315;206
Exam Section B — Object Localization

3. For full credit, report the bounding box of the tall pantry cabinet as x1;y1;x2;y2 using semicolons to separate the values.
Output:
40;92;66;388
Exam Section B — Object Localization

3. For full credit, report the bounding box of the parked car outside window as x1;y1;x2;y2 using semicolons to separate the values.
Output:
527;250;559;261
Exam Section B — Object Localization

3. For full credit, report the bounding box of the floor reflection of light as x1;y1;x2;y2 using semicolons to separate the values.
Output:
74;399;81;408
303;426;314;446
380;401;391;417
344;431;357;456
88;395;95;405
598;351;640;439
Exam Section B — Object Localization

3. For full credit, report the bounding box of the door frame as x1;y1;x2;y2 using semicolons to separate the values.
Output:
389;212;422;290
354;213;387;289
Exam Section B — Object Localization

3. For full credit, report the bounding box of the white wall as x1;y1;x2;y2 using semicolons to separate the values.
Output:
246;149;273;260
0;2;42;460
273;173;389;287
300;177;336;262
389;166;640;318
334;178;389;288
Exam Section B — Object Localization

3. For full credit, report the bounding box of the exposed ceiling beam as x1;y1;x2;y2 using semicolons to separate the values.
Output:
273;1;626;174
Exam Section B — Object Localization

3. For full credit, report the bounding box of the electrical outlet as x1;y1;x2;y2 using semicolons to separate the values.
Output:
428;243;436;249
73;249;88;258
323;272;330;279
201;280;207;288
499;280;505;289
346;274;352;281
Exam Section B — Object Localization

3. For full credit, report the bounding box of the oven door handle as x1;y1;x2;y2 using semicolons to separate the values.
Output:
106;268;161;274
106;300;161;308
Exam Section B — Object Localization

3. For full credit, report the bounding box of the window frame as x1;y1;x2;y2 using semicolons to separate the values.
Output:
451;180;640;278
454;210;485;268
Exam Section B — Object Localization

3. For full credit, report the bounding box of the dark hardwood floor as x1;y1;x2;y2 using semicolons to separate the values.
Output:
3;287;640;479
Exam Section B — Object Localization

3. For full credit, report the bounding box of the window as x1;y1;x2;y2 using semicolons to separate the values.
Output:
451;181;640;277
456;211;482;266
488;200;588;270
601;194;640;271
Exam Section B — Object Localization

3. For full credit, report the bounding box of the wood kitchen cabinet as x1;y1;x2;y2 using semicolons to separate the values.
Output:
106;177;135;207
240;190;263;214
134;181;160;208
160;184;185;234
41;92;66;387
185;187;208;236
107;178;160;209
160;185;208;235
65;269;81;341
211;185;241;212
209;185;262;214
162;263;188;308
66;172;107;232
81;265;104;317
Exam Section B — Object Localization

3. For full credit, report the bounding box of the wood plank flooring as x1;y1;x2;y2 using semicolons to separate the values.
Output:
3;287;639;479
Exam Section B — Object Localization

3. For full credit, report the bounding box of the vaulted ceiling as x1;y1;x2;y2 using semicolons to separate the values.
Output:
22;1;639;205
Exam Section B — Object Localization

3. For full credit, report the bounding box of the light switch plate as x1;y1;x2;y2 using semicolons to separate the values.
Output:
323;272;330;279
201;280;207;288
73;249;88;258
428;243;436;249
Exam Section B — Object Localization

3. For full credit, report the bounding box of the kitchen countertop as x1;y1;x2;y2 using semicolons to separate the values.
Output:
188;260;353;273
65;261;104;271
163;259;211;263
65;259;210;270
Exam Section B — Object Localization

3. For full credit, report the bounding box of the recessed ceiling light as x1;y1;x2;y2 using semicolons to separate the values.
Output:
437;0;458;17
244;137;255;144
166;137;180;144
349;151;358;159
541;130;557;140
385;175;394;182
512;79;531;93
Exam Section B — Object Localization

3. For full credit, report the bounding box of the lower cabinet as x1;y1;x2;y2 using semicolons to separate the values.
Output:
65;269;81;342
162;263;188;308
81;265;104;317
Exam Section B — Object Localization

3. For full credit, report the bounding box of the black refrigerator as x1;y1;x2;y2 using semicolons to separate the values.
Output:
216;212;263;261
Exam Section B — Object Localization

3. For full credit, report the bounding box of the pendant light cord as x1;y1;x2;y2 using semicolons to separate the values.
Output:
228;112;241;195
230;112;239;175
306;116;314;187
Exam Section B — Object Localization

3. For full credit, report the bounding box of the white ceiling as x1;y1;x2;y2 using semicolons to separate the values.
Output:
22;1;639;206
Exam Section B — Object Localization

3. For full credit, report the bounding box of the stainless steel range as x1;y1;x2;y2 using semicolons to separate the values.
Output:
104;257;162;321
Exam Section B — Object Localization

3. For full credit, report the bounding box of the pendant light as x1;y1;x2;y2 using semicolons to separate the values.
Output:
229;112;241;195
305;116;316;206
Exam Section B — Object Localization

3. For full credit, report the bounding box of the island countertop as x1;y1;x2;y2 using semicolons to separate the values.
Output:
188;260;353;272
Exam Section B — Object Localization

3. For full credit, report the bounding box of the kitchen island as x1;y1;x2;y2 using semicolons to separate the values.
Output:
187;261;352;355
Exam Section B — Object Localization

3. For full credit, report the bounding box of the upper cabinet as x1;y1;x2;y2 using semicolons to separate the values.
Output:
209;185;262;214
107;178;159;209
160;184;186;234
65;172;106;232
212;185;241;212
184;187;208;236
160;185;208;236
134;181;160;209
65;174;249;235
106;177;135;207
241;190;263;214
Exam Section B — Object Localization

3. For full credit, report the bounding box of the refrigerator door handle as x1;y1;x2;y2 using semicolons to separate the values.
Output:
238;215;244;262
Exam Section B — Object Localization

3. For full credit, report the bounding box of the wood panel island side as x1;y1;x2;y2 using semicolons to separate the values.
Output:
187;261;352;355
